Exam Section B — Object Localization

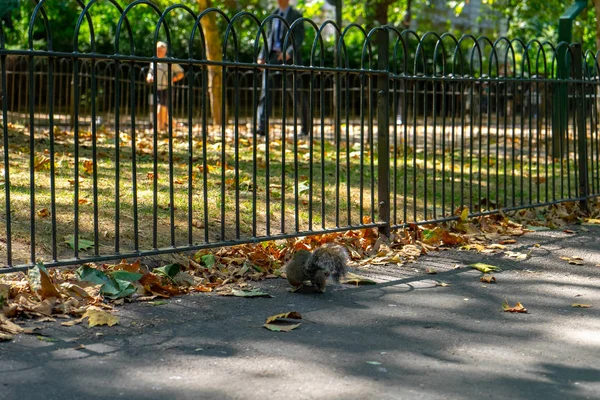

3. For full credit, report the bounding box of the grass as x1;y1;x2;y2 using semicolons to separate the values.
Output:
0;121;588;267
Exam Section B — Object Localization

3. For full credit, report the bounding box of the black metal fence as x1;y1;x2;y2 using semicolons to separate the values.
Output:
1;3;599;272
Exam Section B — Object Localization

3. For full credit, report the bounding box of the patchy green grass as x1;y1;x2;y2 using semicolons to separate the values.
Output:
0;123;583;267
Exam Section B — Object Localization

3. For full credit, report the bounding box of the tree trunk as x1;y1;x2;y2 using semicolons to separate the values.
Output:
197;0;224;126
595;0;600;50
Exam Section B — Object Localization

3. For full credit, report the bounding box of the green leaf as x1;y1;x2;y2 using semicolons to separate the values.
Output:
76;265;136;299
153;263;183;280
101;279;136;300
469;263;502;273
231;289;273;298
200;254;215;270
109;270;143;282
77;265;111;286
64;235;94;251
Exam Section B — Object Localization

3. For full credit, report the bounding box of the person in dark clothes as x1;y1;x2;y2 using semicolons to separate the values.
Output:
256;0;309;137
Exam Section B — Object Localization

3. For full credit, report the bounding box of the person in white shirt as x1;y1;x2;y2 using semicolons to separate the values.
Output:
146;41;185;131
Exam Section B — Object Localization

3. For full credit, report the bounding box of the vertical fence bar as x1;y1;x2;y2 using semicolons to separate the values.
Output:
1;50;12;266
129;60;139;251
377;29;390;236
47;56;57;261
114;59;122;254
28;54;36;263
572;44;588;211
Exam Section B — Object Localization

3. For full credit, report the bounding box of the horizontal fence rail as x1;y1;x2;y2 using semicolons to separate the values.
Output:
1;2;599;271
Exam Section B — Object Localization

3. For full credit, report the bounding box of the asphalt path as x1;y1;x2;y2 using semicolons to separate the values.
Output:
1;226;600;400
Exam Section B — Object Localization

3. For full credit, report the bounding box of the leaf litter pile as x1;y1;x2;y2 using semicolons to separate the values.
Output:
1;203;596;339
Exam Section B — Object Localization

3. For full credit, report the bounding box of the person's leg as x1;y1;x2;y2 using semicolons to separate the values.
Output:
158;105;168;130
286;72;310;136
156;90;168;131
256;71;269;135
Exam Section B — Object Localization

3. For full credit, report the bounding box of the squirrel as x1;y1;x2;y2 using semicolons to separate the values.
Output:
285;243;349;293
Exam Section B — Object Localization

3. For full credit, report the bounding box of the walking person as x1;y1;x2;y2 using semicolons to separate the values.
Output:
146;41;185;131
256;0;310;137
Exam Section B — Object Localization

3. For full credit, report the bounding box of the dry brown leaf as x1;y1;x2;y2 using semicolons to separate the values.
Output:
480;276;496;283
0;313;24;335
37;208;50;217
82;160;94;174
29;268;61;301
502;301;528;313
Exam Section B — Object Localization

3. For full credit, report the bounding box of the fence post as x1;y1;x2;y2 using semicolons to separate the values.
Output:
377;28;390;237
572;43;589;212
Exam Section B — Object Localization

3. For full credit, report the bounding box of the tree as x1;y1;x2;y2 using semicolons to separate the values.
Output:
197;0;224;126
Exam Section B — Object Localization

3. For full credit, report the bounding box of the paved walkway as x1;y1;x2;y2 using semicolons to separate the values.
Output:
1;225;600;400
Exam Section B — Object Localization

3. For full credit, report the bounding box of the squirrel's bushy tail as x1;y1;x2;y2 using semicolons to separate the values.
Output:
305;243;349;282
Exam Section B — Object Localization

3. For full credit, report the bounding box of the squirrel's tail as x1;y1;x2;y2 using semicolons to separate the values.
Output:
305;243;349;282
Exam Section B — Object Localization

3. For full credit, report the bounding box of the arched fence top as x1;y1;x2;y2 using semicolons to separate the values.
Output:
0;1;593;81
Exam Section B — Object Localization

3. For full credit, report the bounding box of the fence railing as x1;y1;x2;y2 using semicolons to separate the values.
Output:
1;3;600;272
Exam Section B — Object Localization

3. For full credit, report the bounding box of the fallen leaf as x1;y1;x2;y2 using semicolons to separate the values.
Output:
480;276;496;283
0;333;14;341
502;301;528;313
81;309;119;327
231;289;272;298
366;361;382;365
263;323;301;332
82;160;94;174
0;314;24;335
265;311;302;324
342;273;377;285
61;319;83;327
571;304;592;308
436;281;451;287
64;235;94;251
469;263;501;273
37;336;59;342
37;208;50;217
28;264;61;300
505;251;529;260
148;300;168;306
563;229;576;234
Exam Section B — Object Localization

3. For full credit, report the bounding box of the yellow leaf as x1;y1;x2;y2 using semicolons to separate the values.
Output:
502;301;527;313
342;272;376;285
469;263;501;273
460;207;469;222
571;304;592;308
37;208;50;218
436;281;451;287
265;311;302;324
81;309;119;327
